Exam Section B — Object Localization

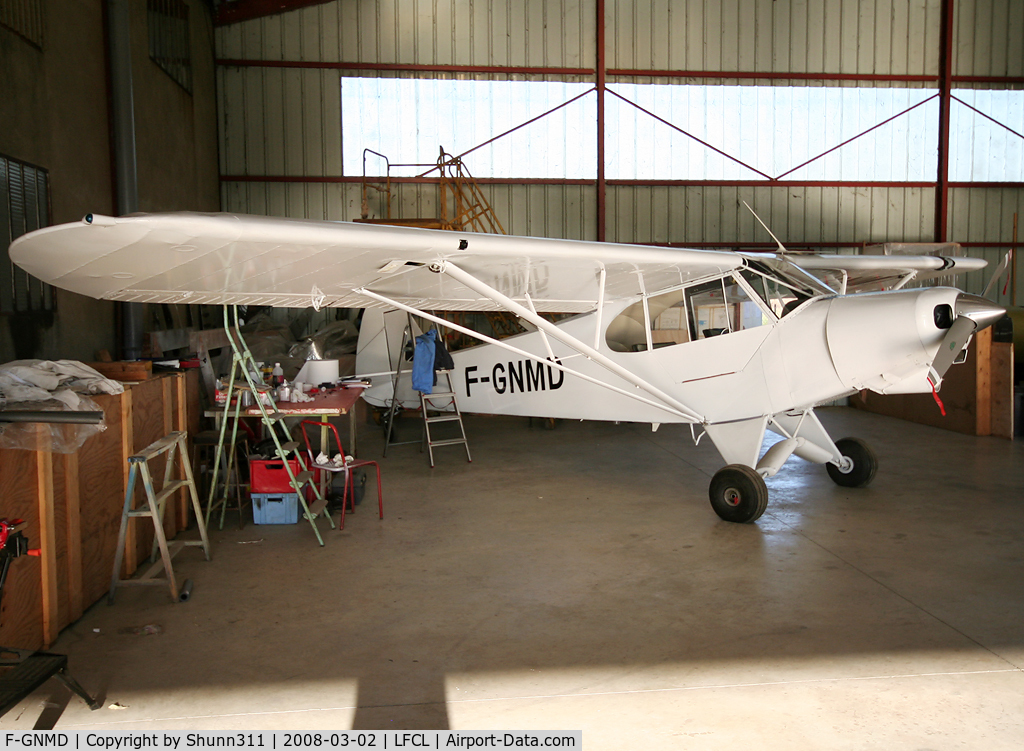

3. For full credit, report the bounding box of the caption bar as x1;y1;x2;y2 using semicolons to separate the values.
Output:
2;733;581;750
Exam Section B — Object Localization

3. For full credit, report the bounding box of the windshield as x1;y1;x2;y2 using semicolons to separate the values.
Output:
742;258;835;317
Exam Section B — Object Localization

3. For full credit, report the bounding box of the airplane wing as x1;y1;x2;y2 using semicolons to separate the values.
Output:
783;253;987;293
9;212;743;312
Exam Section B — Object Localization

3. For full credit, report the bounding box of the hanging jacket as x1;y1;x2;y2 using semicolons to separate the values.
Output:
434;334;455;371
412;330;437;394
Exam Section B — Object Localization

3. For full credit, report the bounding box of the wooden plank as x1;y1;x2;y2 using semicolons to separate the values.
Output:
0;445;44;651
121;388;136;578
162;377;177;542
129;379;168;567
975;326;993;436
34;426;57;648
176;374;191;530
87;361;153;381
77;392;130;609
62;452;83;624
990;341;1014;439
49;446;69;633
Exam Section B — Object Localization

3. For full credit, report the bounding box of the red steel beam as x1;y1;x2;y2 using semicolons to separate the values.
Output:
606;89;772;180
217;59;595;76
935;0;955;242
220;175;944;189
216;59;1024;88
950;95;1024;141
953;75;1024;85
608;69;938;84
426;89;597;176
596;0;607;242
607;180;938;188
949;182;1024;189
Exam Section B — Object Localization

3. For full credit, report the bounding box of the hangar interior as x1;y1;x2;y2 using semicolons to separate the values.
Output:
1;0;1024;746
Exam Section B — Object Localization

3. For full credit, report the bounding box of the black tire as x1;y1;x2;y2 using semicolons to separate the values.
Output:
708;464;769;523
826;437;878;488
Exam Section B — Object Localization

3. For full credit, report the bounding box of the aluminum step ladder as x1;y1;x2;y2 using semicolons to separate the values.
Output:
383;319;421;456
108;431;210;603
420;371;472;468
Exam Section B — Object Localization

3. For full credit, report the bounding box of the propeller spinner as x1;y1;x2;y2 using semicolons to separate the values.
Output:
929;293;1006;384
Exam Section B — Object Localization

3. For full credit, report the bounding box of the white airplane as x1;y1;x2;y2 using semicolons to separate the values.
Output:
9;212;1004;523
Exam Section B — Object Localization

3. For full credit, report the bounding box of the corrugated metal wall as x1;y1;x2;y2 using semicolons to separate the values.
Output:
216;0;1024;304
607;0;941;76
217;1;594;68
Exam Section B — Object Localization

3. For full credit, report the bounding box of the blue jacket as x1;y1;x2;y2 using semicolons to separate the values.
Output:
412;330;437;394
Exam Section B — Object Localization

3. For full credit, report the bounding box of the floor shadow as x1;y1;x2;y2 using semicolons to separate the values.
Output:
350;671;450;729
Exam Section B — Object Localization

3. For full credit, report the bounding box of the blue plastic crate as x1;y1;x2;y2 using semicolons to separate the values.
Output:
251;492;299;525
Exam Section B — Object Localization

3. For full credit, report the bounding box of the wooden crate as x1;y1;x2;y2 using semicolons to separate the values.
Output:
0;370;201;650
87;361;153;381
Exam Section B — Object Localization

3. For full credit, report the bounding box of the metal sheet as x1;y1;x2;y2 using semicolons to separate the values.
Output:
607;185;939;246
954;0;1024;78
216;0;590;69
606;0;940;76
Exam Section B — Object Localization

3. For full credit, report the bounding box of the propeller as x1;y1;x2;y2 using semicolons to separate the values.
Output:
929;293;1006;384
982;250;1013;299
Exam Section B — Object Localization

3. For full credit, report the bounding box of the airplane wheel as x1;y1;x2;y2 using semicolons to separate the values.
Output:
708;465;769;523
826;437;878;488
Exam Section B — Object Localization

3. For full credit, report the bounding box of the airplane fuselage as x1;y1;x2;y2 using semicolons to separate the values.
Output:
361;284;965;427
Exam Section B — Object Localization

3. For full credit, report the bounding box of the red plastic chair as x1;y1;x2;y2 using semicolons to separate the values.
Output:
299;419;383;531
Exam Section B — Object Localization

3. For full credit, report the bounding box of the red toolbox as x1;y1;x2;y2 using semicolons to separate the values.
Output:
249;458;303;493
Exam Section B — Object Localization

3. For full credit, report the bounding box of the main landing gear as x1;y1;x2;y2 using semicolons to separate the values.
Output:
707;436;879;524
709;465;769;523
825;437;878;488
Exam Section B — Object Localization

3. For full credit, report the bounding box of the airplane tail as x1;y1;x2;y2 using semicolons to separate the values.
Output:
354;308;424;409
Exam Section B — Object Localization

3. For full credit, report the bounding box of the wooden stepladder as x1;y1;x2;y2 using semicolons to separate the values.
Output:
109;431;210;604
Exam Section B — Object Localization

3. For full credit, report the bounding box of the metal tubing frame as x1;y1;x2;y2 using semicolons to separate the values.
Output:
419;261;705;421
356;287;697;422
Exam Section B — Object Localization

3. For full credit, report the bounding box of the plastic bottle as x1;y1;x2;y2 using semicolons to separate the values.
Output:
271;362;284;388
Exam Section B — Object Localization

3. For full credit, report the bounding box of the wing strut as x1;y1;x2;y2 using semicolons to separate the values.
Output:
355;287;700;422
428;260;706;423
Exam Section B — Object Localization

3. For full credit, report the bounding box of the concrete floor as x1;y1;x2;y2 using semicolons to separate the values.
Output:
4;406;1024;748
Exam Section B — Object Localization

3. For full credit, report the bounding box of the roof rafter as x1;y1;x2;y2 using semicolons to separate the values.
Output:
214;0;335;26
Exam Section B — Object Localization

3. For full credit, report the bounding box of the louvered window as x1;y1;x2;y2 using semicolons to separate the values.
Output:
1;155;54;314
148;0;192;94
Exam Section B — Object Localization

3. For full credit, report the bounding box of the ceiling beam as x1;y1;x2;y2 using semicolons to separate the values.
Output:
214;0;335;26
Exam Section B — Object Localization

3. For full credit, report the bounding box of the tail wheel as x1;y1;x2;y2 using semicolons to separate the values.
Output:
709;465;769;523
826;437;878;488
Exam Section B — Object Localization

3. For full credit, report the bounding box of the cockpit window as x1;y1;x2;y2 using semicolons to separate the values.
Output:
686;276;770;340
604;269;783;352
742;259;832;317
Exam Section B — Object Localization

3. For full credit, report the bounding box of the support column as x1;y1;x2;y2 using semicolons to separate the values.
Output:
106;0;145;359
935;0;955;242
596;0;606;242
